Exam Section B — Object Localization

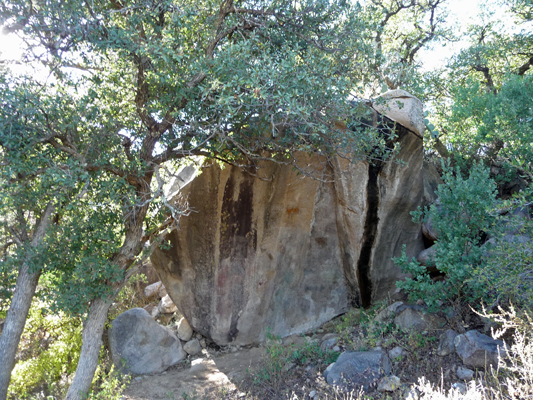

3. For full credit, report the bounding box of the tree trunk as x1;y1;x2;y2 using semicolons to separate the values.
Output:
66;177;151;399
0;204;54;400
64;297;114;400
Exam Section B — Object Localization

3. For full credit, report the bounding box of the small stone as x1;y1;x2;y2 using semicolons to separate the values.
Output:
333;346;341;352
452;382;467;394
157;284;167;298
238;392;246;398
282;362;295;373
183;339;202;356
134;376;143;381
309;390;317;398
375;301;404;322
388;346;405;360
200;339;207;348
378;375;401;392
403;386;419;400
437;329;458;356
158;294;178;314
394;307;446;332
456;366;474;380
144;281;164;298
322;333;338;341
177;317;193;341
320;337;338;350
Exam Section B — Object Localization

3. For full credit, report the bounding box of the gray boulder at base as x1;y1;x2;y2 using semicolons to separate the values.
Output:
324;351;391;389
454;330;505;368
151;91;425;345
109;308;186;374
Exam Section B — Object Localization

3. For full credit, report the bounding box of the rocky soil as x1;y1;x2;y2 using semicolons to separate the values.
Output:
121;300;503;400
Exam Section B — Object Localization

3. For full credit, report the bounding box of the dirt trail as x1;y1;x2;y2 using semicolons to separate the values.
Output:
123;347;265;400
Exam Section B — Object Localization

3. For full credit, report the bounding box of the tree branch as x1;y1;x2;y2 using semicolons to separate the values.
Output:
516;55;533;75
473;65;497;94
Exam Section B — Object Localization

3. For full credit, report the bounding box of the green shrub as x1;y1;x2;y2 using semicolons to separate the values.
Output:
9;302;82;399
86;364;130;400
396;163;499;309
470;192;533;308
396;162;532;310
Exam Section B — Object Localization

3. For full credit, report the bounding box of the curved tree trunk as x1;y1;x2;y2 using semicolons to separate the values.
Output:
0;204;54;400
64;297;114;400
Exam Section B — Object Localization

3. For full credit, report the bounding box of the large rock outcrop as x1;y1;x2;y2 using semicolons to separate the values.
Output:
151;91;426;345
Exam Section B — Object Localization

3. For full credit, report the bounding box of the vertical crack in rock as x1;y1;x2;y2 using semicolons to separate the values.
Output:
355;114;399;308
356;162;382;308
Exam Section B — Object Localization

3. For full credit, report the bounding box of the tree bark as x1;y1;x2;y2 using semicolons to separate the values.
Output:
0;204;54;400
64;297;114;400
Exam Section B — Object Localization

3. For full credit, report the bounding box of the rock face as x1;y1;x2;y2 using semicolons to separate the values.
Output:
109;308;186;375
151;92;425;345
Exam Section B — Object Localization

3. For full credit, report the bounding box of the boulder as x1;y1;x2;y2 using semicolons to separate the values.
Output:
158;294;178;314
394;306;446;332
454;330;505;368
371;89;425;137
151;94;425;345
177;317;193;341
323;351;391;389
109;308;186;375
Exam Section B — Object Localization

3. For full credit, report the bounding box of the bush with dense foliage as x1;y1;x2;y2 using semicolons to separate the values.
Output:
8;303;82;399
